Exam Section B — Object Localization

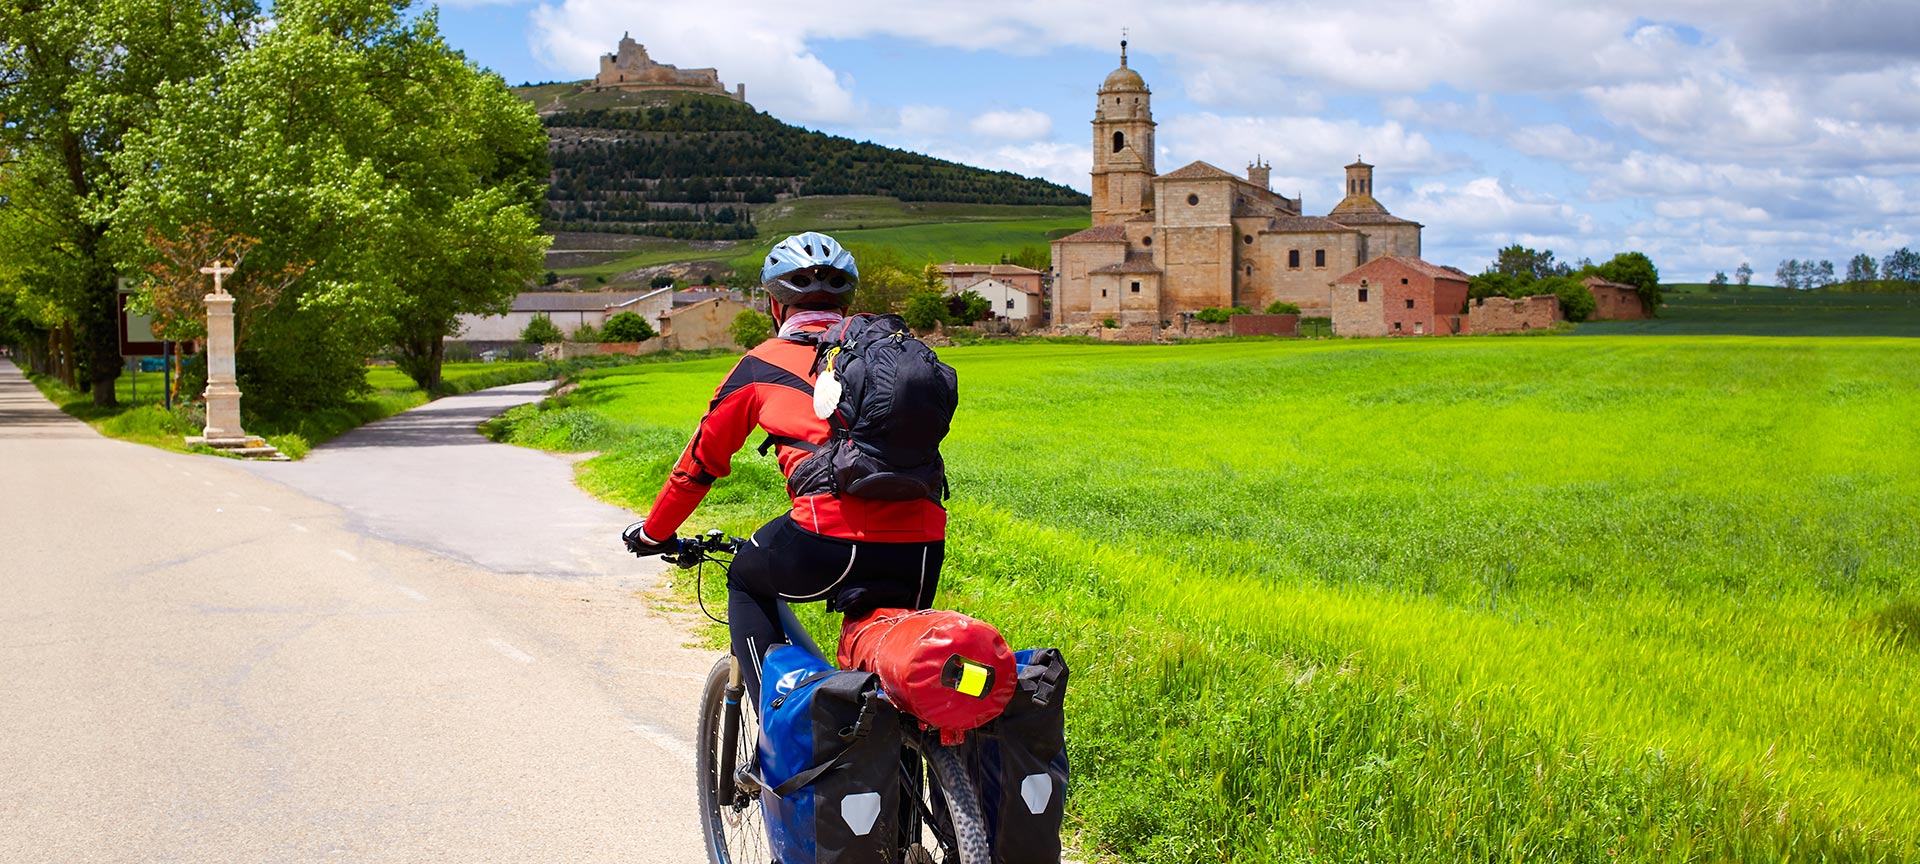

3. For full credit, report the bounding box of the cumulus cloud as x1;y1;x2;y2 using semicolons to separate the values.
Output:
969;109;1053;141
1156;113;1453;204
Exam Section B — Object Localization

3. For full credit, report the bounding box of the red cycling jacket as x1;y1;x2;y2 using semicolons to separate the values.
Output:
641;324;947;543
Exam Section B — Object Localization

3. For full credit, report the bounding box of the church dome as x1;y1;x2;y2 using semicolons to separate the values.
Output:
1101;64;1147;93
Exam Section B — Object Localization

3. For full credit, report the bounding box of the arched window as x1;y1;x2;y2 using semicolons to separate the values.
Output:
1112;131;1124;153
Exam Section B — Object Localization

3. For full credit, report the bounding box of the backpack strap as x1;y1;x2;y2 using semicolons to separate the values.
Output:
758;434;821;456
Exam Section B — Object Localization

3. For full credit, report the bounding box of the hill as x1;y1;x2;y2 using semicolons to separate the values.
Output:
516;85;1088;240
1577;285;1920;336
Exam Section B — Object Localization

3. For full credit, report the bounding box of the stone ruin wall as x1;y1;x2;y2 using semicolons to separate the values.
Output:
1466;295;1561;334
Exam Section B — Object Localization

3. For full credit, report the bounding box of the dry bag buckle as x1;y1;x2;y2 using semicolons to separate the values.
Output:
940;655;996;698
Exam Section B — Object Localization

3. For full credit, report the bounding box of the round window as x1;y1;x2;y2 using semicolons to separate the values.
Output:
1141;236;1152;246
1187;193;1200;206
1243;234;1253;245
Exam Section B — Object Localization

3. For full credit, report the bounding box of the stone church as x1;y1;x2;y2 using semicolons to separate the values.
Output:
1051;43;1422;324
591;33;747;103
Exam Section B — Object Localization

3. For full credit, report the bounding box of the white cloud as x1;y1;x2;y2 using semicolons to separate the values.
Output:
969;109;1053;141
1507;125;1614;164
1156;113;1450;205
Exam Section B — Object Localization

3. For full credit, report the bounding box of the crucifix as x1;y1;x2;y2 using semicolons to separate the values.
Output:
200;259;235;296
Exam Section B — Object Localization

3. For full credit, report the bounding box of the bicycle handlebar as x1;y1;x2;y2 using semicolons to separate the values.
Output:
662;529;745;568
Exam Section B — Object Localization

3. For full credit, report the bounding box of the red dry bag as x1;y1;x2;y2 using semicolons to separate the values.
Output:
839;608;1016;742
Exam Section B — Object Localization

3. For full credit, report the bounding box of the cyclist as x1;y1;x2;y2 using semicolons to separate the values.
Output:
623;231;947;702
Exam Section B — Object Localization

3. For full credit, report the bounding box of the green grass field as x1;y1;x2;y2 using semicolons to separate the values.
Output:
1580;287;1920;337
551;196;1087;280
491;336;1920;862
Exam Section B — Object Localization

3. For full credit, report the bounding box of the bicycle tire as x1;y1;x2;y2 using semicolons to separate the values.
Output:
696;655;767;864
923;742;991;864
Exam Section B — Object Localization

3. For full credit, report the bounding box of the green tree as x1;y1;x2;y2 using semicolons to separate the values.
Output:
1490;244;1570;280
1007;245;1050;272
1264;301;1301;314
947;290;991;325
650;275;676;289
901;291;950;330
1735;262;1753;285
1535;275;1596;322
601;311;656;342
1845;254;1878;284
1885;248;1920;282
520;314;563;344
112;0;549;404
730;308;773;349
0;0;249;405
571;321;599;342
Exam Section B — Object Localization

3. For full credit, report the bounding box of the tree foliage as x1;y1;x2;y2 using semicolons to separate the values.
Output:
901;291;950;330
600;311;656;342
113;0;551;401
0;0;251;404
730;308;773;349
1592;252;1662;314
1735;263;1753;285
520;314;564;345
947;290;991;325
1490;244;1572;280
1265;301;1302;314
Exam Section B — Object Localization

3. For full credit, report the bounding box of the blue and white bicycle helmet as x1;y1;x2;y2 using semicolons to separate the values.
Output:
761;231;859;305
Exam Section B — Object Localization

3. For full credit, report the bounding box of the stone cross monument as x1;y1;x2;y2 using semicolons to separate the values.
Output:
198;260;246;441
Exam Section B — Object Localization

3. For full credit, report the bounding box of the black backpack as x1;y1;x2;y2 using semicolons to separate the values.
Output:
778;313;957;502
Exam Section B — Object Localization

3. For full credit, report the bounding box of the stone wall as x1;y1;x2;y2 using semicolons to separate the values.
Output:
658;298;750;351
1231;314;1300;337
1587;282;1647;320
1247;231;1355;315
1051;239;1126;325
1466;295;1561;334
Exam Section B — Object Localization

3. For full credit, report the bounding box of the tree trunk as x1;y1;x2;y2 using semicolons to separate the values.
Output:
394;328;444;395
82;283;122;407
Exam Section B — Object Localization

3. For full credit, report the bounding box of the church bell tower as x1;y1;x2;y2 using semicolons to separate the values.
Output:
1090;39;1155;226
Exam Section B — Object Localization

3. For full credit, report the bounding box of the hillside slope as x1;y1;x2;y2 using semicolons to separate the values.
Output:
518;86;1087;239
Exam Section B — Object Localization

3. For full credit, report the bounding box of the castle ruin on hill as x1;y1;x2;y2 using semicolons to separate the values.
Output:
591;33;746;103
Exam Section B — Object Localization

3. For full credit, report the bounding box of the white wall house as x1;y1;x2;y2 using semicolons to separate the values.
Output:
954;277;1042;323
454;288;673;341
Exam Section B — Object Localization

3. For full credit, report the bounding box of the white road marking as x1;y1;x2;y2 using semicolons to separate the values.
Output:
487;638;534;664
629;722;696;765
289;524;310;533
393;584;428;603
333;549;357;562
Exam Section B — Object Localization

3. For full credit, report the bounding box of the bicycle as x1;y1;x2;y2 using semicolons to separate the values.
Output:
665;530;991;864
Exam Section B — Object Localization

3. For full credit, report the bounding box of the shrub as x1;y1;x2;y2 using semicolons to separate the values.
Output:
571;321;599;342
1195;307;1231;324
730;309;773;349
948;290;991;325
1101;317;1119;329
1264;301;1301;315
520;314;564;345
1535;275;1597;322
902;291;951;330
601;311;656;342
650;275;676;289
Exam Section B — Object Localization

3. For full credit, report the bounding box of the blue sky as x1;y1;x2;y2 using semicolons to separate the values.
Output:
435;0;1920;282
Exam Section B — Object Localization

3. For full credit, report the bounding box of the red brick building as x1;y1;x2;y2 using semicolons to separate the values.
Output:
1582;276;1648;320
1331;256;1471;337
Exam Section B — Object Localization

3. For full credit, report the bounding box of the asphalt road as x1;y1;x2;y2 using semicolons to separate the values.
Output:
0;360;717;862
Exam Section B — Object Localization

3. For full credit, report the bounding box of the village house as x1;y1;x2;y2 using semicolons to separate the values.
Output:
951;277;1043;325
455;288;673;342
936;263;1045;298
1582;276;1648;320
1331;256;1472;337
1051;41;1425;327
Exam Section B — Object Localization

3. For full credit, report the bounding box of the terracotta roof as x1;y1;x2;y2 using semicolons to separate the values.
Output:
1053;224;1127;244
938;263;1043;276
511;290;655;312
1335;255;1470;284
961;276;1044;296
1090;252;1161;275
1154;161;1240;182
1262;215;1358;234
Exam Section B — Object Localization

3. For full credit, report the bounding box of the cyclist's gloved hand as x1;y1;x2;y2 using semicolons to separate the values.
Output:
622;520;674;557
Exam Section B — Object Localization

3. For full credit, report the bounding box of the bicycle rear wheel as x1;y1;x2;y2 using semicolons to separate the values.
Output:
696;655;767;864
920;742;990;864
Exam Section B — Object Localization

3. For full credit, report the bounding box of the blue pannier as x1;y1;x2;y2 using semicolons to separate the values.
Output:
758;645;903;864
